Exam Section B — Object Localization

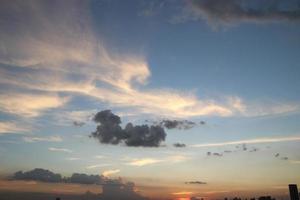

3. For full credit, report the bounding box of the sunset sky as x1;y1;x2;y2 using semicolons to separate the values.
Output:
0;0;300;199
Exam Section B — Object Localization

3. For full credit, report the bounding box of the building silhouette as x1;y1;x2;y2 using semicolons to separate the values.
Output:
289;184;299;200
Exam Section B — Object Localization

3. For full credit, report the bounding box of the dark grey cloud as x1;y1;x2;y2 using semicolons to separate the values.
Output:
158;119;196;130
91;110;166;147
66;173;104;184
11;168;148;200
224;150;232;153
173;143;186;148
249;147;259;152
185;181;207;185
13;168;62;183
213;152;223;157
275;153;280;157
281;156;289;160
188;0;300;24
207;152;222;157
73;121;85;127
199;121;206;125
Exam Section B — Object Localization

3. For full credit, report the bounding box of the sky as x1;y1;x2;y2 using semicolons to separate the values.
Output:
0;0;300;199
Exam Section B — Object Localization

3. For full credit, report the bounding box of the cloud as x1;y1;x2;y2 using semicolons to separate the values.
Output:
66;157;80;161
48;147;72;153
290;160;300;164
13;168;62;183
185;181;207;185
86;164;111;169
172;191;194;195
67;173;104;185
207;152;222;157
0;0;264;120
158;119;196;130
23;135;62;143
91;110;166;147
184;0;300;26
0;93;69;118
73;121;85;127
102;169;120;177
173;143;186;148
0;121;30;135
1;0;299;122
126;158;163;167
192;135;300;148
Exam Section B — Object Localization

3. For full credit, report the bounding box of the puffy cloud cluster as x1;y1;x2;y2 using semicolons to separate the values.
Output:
13;168;62;183
91;110;166;147
12;168;119;185
158;119;196;130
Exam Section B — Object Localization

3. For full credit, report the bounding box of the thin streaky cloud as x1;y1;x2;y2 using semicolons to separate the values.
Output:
48;147;72;153
126;158;163;167
23;136;63;143
86;164;111;169
0;121;31;134
66;157;80;161
290;160;300;164
191;135;300;148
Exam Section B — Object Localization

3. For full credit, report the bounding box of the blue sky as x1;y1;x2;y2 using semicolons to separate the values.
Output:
0;0;300;199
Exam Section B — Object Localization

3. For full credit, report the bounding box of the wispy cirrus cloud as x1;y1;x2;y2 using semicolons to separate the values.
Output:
191;135;300;148
0;0;298;120
86;164;111;169
0;93;69;118
126;158;163;167
66;157;80;161
0;121;31;135
23;135;63;143
48;147;72;153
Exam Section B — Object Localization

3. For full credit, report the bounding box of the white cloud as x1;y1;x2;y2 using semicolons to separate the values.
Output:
0;121;30;135
23;135;62;143
191;135;300;148
48;147;72;153
0;0;298;120
94;155;105;159
290;160;300;164
126;158;163;167
66;157;80;161
0;93;69;118
86;164;111;169
102;169;120;177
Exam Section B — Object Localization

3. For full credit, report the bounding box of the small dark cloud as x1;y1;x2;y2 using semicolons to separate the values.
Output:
213;152;223;157
173;143;186;148
159;119;196;130
275;153;280;157
242;144;247;151
199;121;206;125
73;121;85;127
224;150;232;153
281;156;289;160
249;147;259;152
207;152;222;157
91;110;166;147
189;0;300;25
185;181;207;185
